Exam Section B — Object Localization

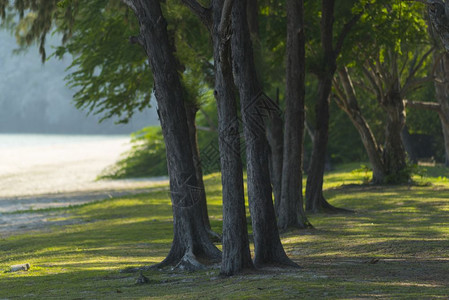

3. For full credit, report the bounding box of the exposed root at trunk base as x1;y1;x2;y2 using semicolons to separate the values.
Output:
206;228;222;243
254;258;300;270
306;194;355;214
173;252;206;271
253;246;299;270
320;198;355;214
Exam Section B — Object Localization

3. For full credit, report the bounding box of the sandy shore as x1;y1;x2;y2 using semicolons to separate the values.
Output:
0;135;168;237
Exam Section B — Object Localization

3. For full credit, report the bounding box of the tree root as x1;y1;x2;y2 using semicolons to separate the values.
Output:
321;199;355;214
206;228;222;243
173;252;206;271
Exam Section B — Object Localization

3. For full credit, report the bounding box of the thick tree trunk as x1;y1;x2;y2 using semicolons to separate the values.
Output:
381;89;408;183
231;0;296;268
277;0;311;230
212;0;254;276
335;68;386;184
123;0;220;270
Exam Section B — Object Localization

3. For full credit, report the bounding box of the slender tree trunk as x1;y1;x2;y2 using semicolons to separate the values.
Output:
434;52;449;166
231;0;296;268
212;0;254;275
305;78;334;212
335;67;386;184
401;125;418;163
266;90;284;213
277;0;311;230
245;2;284;216
305;0;350;213
123;0;220;270
185;102;221;240
381;89;408;183
246;0;258;37
441;123;449;166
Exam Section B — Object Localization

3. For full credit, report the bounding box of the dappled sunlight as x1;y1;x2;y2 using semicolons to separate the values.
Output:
2;164;449;298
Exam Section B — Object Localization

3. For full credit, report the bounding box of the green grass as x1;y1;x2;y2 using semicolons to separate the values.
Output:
1;165;449;299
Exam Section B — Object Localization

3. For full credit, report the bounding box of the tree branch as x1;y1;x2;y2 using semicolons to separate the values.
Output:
334;11;362;57
402;47;435;94
121;0;138;15
405;100;442;112
199;107;217;132
402;0;428;4
218;0;234;38
181;0;212;29
362;63;383;101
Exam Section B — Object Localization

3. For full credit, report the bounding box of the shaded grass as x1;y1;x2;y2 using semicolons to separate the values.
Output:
1;167;449;299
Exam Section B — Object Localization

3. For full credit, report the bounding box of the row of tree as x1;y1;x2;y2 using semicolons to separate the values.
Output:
1;0;449;275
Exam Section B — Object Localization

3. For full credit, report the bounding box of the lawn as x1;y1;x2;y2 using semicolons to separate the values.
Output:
1;163;449;299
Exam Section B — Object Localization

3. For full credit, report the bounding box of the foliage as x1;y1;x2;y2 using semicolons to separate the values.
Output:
53;0;152;123
1;0;447;170
1;166;449;298
100;91;220;179
99;126;167;179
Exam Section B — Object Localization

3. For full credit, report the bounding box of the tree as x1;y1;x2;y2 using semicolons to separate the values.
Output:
211;0;254;275
305;0;360;213
231;0;296;267
333;1;434;183
1;0;221;243
276;0;311;230
406;51;449;166
119;0;221;269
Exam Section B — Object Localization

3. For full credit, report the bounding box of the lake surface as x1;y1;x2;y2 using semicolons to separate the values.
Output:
0;134;169;234
0;133;129;148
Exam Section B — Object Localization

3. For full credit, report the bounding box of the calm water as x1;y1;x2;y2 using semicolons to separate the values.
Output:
0;134;129;149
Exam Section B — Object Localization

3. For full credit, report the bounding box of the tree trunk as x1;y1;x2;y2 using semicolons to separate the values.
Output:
123;0;220;270
266;90;284;214
434;52;449;166
305;78;335;212
277;0;311;230
401;125;418;164
231;0;296;268
246;0;258;37
305;0;350;213
381;89;408;183
335;67;386;184
185;102;220;240
212;0;254;276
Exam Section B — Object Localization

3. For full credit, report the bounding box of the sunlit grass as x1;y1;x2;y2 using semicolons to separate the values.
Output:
1;164;449;298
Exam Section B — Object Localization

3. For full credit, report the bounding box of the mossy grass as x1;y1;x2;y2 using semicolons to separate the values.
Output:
1;166;449;298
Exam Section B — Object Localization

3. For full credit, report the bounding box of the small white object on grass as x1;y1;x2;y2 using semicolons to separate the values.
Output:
10;263;30;272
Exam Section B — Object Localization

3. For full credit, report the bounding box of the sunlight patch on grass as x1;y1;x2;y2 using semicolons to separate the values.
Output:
1;164;449;298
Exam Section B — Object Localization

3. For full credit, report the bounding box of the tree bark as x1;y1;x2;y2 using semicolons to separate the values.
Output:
212;0;254;276
400;125;418;163
277;0;312;230
381;88;409;183
122;0;220;270
266;90;284;214
334;67;386;184
434;52;449;166
305;0;351;213
185;102;221;240
231;0;296;268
